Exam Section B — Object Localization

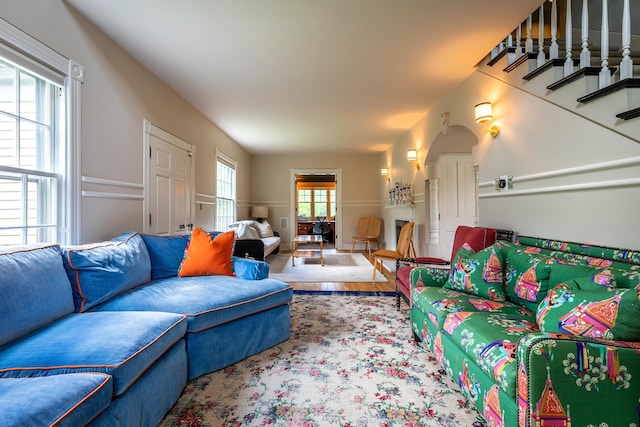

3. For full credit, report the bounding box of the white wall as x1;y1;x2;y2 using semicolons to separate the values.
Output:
381;70;640;252
0;0;252;243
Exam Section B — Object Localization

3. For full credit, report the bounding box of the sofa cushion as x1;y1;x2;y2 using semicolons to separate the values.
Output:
62;232;151;312
444;244;506;301
91;276;292;334
504;247;554;312
0;245;74;346
0;373;112;427
178;229;235;277
0;311;187;396
262;235;281;257
537;280;640;340
412;286;530;331
442;310;538;399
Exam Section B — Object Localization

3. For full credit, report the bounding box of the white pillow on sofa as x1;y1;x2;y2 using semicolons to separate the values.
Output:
255;220;275;238
229;220;260;240
229;220;255;228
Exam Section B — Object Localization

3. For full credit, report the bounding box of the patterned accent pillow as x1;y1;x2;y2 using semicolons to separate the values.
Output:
549;263;617;289
178;228;235;277
537;279;640;341
410;266;450;288
504;248;553;312
444;244;506;301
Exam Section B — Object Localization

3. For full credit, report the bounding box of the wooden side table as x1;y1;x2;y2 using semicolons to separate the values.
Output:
292;234;324;266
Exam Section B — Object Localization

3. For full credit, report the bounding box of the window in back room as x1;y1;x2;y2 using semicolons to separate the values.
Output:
295;174;336;244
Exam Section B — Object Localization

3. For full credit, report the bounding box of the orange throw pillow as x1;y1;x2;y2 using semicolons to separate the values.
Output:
177;228;235;277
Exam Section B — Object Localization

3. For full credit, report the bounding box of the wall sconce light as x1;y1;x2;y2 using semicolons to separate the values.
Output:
407;149;420;169
474;102;500;138
381;168;390;182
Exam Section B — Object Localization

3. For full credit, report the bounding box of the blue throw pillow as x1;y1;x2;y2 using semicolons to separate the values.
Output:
141;231;223;280
62;232;151;312
140;234;190;280
232;256;270;280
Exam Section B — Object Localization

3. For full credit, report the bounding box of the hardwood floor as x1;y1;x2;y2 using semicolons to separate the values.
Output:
279;248;396;292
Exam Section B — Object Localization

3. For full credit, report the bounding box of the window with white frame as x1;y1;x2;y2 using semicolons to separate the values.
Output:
0;22;82;247
216;152;236;231
296;183;336;220
0;52;61;246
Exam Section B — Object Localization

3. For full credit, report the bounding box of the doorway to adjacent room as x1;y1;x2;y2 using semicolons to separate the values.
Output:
290;169;342;250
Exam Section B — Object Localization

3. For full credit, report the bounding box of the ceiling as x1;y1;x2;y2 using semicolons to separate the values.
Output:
65;0;542;155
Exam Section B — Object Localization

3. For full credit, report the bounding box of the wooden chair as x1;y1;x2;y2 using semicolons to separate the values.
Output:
351;217;382;256
372;221;415;279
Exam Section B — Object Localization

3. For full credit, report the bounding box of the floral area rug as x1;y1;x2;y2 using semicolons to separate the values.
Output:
161;295;487;427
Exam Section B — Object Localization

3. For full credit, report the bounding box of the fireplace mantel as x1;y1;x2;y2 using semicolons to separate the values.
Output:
386;205;414;220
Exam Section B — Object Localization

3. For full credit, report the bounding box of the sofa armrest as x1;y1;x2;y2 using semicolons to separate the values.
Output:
232;256;270;280
233;239;265;261
396;257;450;269
409;266;450;291
517;332;640;426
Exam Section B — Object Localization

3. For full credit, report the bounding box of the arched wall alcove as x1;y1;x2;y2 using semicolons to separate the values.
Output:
423;124;478;256
425;125;478;164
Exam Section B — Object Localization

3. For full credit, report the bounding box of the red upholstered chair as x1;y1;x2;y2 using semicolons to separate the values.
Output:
395;226;513;309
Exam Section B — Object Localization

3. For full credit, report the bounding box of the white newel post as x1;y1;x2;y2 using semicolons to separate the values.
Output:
526;14;533;53
550;0;558;60
580;0;590;69
428;179;439;244
599;0;611;88
565;0;574;75
620;0;633;80
537;4;546;67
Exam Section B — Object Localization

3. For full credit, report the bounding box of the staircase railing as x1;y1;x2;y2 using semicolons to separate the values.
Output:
494;0;635;89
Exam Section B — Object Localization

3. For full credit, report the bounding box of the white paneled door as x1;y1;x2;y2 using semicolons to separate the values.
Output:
439;153;477;258
144;120;194;236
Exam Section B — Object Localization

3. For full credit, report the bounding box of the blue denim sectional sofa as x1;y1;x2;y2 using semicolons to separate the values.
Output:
0;231;292;426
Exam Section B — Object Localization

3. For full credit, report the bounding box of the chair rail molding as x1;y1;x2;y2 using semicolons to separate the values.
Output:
479;177;640;199
82;175;143;189
478;156;640;198
81;175;144;200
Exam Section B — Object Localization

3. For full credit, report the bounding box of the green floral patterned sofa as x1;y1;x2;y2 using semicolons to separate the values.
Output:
410;236;640;427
